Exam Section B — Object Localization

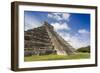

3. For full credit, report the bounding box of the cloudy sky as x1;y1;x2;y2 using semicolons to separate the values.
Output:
24;11;90;49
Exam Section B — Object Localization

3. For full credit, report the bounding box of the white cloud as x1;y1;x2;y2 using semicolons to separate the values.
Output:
51;22;70;31
62;13;70;20
25;14;42;31
58;31;71;41
69;34;90;49
48;13;62;21
78;29;89;34
47;13;70;21
48;14;53;18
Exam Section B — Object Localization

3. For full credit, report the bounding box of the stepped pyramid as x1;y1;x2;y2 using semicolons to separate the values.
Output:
24;22;76;56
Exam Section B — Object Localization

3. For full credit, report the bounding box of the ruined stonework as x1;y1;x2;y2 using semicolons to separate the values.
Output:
24;22;76;56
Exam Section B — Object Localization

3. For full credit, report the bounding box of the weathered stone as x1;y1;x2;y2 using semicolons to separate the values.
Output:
24;21;76;56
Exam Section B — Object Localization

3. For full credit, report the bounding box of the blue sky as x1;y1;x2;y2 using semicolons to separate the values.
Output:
24;11;90;49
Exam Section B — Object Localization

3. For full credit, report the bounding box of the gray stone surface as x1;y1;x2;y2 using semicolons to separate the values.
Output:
24;22;76;56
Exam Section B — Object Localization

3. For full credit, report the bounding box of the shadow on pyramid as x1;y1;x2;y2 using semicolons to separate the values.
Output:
24;21;76;56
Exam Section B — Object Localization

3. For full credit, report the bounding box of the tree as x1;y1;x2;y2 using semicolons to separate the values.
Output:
77;46;90;53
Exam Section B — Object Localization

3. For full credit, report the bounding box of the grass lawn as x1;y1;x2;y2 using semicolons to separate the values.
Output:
24;53;90;62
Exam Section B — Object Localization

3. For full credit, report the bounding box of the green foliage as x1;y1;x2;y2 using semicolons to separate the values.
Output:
24;53;90;61
77;46;90;53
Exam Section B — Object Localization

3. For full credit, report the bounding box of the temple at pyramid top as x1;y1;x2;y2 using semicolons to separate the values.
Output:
43;21;54;30
24;21;76;56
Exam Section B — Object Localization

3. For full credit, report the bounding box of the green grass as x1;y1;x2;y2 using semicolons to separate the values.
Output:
24;53;90;62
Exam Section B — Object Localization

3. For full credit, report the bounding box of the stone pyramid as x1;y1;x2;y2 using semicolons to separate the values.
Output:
24;22;76;56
